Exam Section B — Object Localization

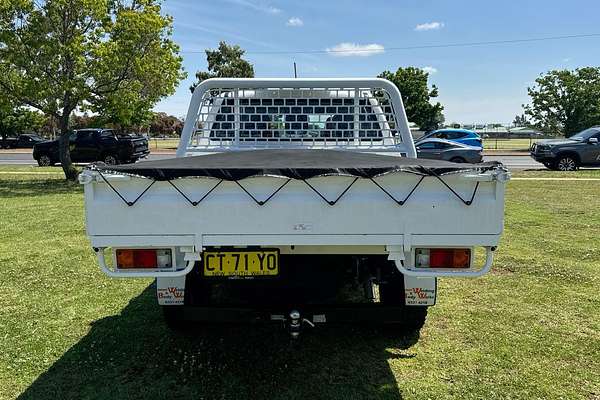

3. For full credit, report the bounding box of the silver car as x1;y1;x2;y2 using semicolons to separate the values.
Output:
415;138;483;163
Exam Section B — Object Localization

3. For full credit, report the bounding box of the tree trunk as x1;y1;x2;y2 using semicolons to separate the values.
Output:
58;110;78;181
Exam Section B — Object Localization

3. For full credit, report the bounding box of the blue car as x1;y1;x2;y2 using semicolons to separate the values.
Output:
416;129;482;148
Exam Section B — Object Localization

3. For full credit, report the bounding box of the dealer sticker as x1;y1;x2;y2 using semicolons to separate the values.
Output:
403;276;437;306
156;276;185;305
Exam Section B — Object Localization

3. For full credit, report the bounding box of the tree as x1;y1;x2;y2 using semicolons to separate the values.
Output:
190;41;254;93
149;112;183;136
512;114;529;127
523;67;600;137
0;97;45;138
378;67;444;131
0;0;185;180
70;113;104;130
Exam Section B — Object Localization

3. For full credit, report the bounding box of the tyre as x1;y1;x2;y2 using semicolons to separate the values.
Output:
102;154;119;165
449;157;466;163
556;155;578;171
37;154;53;167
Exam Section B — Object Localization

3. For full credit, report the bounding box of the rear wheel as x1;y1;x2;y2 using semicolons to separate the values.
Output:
103;154;119;165
556;155;578;171
449;156;466;163
37;154;53;167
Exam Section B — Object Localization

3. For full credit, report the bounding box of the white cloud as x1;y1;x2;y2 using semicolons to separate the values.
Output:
224;0;281;14
562;57;571;62
286;17;303;27
415;21;444;31
326;42;385;57
422;66;438;74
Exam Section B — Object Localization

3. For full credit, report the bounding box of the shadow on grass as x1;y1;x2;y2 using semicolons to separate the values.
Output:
19;285;418;400
0;178;80;198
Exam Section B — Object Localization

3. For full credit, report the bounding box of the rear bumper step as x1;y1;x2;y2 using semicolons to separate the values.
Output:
167;304;426;324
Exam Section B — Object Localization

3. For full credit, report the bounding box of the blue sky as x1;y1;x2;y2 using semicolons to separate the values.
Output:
156;0;600;123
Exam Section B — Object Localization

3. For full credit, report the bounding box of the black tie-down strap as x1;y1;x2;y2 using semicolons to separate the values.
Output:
97;170;157;206
370;173;480;206
429;171;480;206
302;177;359;206
234;178;292;206
97;171;480;207
370;175;426;206
167;179;224;206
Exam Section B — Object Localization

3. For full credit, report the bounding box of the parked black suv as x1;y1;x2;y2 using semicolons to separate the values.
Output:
33;129;149;167
0;133;47;149
530;127;600;171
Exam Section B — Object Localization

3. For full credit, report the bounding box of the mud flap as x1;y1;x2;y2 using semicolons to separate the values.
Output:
403;276;436;306
157;276;186;305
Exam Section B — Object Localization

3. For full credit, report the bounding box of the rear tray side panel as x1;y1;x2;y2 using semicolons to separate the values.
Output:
84;172;505;242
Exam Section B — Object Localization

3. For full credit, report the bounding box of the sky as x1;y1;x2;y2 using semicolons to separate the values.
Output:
155;0;600;124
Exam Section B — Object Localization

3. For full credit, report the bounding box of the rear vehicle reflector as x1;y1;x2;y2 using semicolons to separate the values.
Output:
415;248;471;269
116;249;172;269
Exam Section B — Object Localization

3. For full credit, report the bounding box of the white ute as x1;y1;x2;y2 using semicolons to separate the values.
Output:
80;78;510;337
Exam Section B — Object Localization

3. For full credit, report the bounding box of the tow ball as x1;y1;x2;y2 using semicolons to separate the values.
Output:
287;310;315;339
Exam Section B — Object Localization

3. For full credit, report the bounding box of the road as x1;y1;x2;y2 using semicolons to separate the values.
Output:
484;155;542;169
0;151;543;169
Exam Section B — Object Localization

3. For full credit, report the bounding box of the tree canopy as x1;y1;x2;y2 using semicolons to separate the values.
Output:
378;67;444;131
512;114;530;127
190;41;254;92
523;67;600;136
70;111;182;136
0;0;185;179
149;112;183;136
0;97;45;138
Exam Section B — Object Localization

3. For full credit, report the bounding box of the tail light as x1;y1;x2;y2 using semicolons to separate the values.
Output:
415;248;471;269
116;248;172;269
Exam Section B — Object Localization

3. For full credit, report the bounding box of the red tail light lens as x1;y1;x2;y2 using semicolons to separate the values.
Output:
116;249;172;269
415;248;471;269
135;249;158;268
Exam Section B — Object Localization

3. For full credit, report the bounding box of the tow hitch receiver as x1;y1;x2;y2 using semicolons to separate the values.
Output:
289;310;302;339
273;310;316;339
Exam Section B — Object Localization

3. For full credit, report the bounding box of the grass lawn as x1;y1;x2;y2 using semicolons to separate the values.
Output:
147;138;180;150
482;138;541;151
153;137;544;152
162;138;539;151
0;167;599;399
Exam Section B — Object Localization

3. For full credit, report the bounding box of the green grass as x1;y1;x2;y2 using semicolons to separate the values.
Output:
147;138;180;150
0;167;599;399
482;138;542;150
157;138;538;151
511;169;600;178
0;137;549;153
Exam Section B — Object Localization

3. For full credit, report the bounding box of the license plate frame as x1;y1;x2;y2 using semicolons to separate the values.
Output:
202;248;280;278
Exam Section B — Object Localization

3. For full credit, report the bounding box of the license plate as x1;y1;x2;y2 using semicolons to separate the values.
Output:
202;250;279;277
